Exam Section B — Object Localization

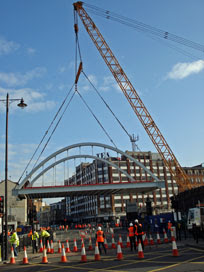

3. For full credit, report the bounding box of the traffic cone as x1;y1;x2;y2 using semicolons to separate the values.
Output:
22;246;29;264
138;240;144;259
73;238;78;252
41;246;49;264
50;240;54;254
58;240;62;253
119;234;124;248
47;240;51;253
81;242;87;262
163;229;169;243
39;239;43;253
172;237;179;256
171;228;175;242
94;242;100;261
104;237;108;249
126;235;130;248
65;240;71;253
88;236;93;250
10;246;16;264
60;244;68;263
143;233;148;246
157;232;161;244
111;234;116;249
117;241;123;260
149;234;154;245
80;238;84;250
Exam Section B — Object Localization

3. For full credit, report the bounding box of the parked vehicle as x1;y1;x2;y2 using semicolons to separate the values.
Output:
187;206;204;230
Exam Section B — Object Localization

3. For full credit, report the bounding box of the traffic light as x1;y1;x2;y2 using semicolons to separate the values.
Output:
0;196;4;216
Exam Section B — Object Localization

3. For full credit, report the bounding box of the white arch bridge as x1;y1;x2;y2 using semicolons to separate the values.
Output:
13;142;164;199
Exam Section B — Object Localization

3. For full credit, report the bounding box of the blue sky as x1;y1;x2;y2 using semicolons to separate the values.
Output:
0;0;204;184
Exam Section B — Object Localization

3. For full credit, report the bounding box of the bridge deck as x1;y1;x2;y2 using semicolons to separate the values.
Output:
14;180;164;198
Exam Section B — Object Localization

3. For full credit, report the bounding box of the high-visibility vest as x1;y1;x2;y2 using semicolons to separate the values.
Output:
41;230;50;238
33;232;39;240
168;222;172;230
135;224;144;235
97;230;104;242
128;226;135;237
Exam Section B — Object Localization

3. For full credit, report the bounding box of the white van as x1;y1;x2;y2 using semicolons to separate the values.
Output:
187;207;204;230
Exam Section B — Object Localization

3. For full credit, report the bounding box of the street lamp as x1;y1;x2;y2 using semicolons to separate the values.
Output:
0;93;27;260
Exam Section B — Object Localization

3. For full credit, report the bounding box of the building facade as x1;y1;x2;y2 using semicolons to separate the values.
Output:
64;151;204;223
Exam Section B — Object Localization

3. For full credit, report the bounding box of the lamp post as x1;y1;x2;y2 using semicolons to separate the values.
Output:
0;93;27;260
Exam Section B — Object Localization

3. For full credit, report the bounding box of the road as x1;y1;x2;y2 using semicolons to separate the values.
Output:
1;234;204;272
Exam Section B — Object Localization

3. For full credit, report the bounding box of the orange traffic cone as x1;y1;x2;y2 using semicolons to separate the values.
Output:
88;236;93;250
149;234;154;245
47;240;51;254
119;234;124;248
94;242;100;261
126;235;130;248
41;246;48;264
117;241;123;260
65;240;71;253
39;239;43;253
60;244;68;263
157;232;161;244
58;240;62;253
73;238;78;252
172;237;179;256
111;234;116;249
10;246;16;264
81;243;87;262
104;237;108;249
138;240;144;259
143;233;148;246
22;246;29;264
163;229;169;243
171;228;175;242
50;240;54;254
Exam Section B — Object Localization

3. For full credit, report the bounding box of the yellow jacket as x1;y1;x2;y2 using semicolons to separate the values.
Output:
9;232;19;246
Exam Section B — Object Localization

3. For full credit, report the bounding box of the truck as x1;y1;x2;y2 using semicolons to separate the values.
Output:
187;206;204;230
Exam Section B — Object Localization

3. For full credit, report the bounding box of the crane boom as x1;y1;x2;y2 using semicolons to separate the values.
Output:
73;1;191;192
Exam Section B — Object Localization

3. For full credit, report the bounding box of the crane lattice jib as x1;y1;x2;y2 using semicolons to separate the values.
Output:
73;2;191;191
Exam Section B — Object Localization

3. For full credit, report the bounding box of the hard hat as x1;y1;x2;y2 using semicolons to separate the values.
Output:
135;219;138;223
98;226;101;231
129;223;133;226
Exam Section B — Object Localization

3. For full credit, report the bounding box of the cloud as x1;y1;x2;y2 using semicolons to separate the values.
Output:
0;67;47;87
167;60;204;80
27;47;36;55
100;75;121;92
0;37;20;55
0;87;56;113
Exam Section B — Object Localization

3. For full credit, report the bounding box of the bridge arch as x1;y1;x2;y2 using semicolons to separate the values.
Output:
17;142;161;190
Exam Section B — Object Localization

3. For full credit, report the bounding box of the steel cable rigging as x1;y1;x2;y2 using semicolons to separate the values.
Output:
18;84;76;183
74;5;140;151
83;2;204;59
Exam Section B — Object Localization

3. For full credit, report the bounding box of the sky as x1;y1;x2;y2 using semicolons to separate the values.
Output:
0;0;204;192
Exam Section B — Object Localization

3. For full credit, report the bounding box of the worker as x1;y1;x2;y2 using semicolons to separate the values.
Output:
167;220;172;237
40;228;50;248
135;219;144;251
33;230;39;253
128;223;136;251
96;226;107;255
9;229;19;257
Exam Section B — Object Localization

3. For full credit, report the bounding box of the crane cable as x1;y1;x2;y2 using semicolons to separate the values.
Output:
82;71;141;151
74;8;140;150
74;8;117;149
18;83;76;183
83;3;204;57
